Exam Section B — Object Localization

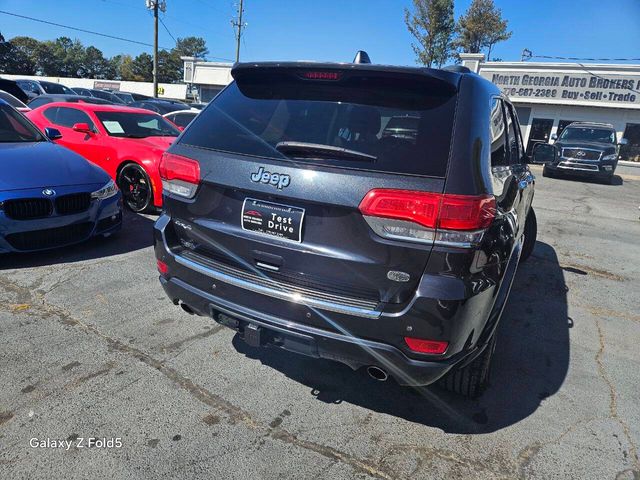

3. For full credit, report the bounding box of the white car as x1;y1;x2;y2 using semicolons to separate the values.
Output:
163;109;199;130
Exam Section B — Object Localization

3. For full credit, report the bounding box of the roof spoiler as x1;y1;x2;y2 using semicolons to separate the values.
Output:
231;62;462;93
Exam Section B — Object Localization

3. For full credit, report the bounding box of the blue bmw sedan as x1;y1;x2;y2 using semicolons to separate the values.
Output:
0;100;122;253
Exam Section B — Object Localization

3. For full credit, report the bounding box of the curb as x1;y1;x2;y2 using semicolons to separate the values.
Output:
619;160;640;168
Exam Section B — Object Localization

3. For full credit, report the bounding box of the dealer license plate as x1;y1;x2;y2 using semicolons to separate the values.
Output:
241;198;305;243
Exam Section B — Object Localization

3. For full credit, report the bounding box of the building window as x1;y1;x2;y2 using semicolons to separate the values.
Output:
620;123;640;161
199;86;224;103
514;107;531;126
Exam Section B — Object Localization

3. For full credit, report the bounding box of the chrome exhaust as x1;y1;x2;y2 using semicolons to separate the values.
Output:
367;366;388;382
180;302;195;315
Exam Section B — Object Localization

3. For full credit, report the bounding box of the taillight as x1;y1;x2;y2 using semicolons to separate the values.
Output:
157;259;169;277
438;194;496;230
359;190;440;228
159;152;200;199
404;337;448;355
358;189;496;247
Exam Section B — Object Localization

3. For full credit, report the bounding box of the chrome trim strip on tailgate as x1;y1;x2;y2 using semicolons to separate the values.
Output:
172;250;382;319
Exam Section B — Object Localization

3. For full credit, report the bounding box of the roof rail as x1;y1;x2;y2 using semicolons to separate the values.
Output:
442;65;470;73
353;51;371;64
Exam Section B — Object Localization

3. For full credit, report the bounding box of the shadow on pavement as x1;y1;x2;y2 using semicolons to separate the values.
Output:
232;240;570;433
549;172;623;186
0;211;156;270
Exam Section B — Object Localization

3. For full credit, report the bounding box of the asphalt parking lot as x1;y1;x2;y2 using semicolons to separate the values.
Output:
1;164;639;479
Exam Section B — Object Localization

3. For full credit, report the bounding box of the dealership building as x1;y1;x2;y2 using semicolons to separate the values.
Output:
461;53;640;160
181;54;640;161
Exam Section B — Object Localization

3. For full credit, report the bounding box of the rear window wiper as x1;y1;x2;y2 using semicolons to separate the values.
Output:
275;141;377;162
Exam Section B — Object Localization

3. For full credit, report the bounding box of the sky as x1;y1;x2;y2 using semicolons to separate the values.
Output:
0;0;639;66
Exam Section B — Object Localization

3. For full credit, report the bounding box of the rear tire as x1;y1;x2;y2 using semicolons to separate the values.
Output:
520;208;537;263
117;163;153;213
439;334;497;398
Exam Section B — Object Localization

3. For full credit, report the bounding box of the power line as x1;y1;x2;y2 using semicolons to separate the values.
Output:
520;49;640;95
0;9;172;50
0;7;234;63
525;52;640;62
159;15;177;44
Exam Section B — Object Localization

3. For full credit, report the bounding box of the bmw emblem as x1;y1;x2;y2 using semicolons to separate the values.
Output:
42;188;56;197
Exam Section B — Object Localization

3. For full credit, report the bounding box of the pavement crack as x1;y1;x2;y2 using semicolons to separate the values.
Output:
160;325;225;353
596;320;640;471
0;273;397;480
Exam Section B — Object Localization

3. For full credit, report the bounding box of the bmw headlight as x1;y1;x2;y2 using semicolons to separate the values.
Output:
91;179;119;200
602;153;618;161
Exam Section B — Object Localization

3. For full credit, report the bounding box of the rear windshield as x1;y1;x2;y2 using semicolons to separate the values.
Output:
41;83;67;94
0;91;27;109
179;74;457;177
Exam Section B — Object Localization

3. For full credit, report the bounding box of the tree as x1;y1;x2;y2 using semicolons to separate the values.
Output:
157;50;182;83
39;37;86;77
129;53;153;82
0;36;41;75
455;0;511;58
404;0;455;68
107;54;123;80
81;46;110;78
174;36;208;59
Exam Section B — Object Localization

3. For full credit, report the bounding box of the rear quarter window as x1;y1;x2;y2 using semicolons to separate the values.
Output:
179;77;457;177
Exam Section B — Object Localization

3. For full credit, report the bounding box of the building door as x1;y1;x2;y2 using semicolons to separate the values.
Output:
526;118;554;156
620;123;640;161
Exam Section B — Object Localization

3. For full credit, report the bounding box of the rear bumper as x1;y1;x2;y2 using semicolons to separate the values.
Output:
159;274;461;386
154;214;512;386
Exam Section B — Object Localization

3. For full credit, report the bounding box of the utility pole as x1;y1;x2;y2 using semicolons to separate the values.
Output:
146;0;166;97
153;0;158;97
232;0;245;63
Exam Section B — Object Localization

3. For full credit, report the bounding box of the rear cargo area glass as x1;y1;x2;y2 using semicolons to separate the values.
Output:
180;78;457;177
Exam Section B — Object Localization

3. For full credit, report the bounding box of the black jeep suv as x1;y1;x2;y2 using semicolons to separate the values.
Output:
542;122;622;183
154;57;537;397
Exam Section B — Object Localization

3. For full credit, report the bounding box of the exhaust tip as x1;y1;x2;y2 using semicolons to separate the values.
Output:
180;302;195;315
367;366;388;382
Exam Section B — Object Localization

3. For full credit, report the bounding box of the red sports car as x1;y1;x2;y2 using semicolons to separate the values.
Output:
27;102;180;212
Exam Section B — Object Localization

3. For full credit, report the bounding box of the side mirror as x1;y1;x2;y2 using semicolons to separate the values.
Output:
530;142;558;165
44;127;62;140
72;122;93;134
619;138;628;146
550;133;558;141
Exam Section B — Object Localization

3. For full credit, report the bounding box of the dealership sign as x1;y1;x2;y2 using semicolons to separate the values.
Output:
93;81;121;91
481;70;640;106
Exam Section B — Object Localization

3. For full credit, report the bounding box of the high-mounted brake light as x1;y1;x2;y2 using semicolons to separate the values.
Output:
404;337;448;355
358;189;496;247
300;71;342;81
159;152;200;199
